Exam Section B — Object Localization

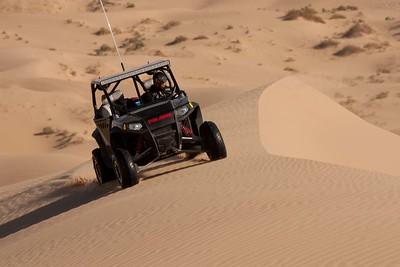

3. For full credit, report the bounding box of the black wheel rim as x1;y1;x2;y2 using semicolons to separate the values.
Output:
114;161;123;185
93;158;103;184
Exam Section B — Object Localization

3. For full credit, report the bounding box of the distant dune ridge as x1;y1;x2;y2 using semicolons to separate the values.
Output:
2;0;400;266
0;0;68;13
259;77;400;176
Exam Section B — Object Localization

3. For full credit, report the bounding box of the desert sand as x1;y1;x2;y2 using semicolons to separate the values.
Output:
2;0;400;266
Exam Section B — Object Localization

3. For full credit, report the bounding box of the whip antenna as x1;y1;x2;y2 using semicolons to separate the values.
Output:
98;0;126;71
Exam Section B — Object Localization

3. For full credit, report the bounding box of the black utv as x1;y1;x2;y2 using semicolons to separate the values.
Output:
91;60;227;188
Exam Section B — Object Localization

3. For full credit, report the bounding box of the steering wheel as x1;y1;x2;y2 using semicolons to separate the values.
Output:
163;87;175;98
152;86;174;100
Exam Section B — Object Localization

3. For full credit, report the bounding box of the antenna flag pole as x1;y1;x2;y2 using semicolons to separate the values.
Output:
98;0;126;71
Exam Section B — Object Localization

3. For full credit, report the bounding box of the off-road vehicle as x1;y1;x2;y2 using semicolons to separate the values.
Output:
91;60;227;188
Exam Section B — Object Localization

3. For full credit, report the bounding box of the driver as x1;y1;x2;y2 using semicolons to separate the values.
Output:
142;72;170;103
152;71;169;92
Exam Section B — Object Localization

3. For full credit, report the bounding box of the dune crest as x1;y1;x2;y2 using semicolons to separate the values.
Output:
259;77;400;176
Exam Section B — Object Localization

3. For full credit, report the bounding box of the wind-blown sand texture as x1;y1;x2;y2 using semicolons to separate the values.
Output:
2;0;400;266
2;85;400;266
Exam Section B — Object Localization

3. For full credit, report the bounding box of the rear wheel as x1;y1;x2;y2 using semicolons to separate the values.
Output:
200;121;227;161
92;148;114;185
113;149;139;188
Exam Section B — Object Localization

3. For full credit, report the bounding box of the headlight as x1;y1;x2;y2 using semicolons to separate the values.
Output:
176;105;189;117
124;122;143;131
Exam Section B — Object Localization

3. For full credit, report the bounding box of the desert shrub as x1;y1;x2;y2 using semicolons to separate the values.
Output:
333;5;358;12
313;39;339;49
150;50;167;57
334;45;363;57
54;131;83;149
342;23;373;38
283;67;297;72
193;35;209;40
166;35;188;46
161;20;180;31
368;75;385;84
282;6;325;24
371;91;389;100
94;27;108;36
93;44;114;56
377;67;391;74
339;96;356;106
34;127;56;136
87;0;115;12
120;32;145;52
93;27;121;36
86;64;101;75
139;18;157;25
126;2;135;8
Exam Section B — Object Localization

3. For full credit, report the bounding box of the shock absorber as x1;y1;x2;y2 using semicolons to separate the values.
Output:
181;119;193;137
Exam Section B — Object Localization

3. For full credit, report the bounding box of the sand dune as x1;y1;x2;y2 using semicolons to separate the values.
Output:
2;0;400;266
259;77;400;176
3;87;400;266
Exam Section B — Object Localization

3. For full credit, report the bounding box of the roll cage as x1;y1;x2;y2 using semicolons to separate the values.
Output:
90;60;181;117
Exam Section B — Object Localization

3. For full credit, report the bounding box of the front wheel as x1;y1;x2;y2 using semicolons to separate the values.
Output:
92;148;114;185
200;121;227;161
113;149;139;188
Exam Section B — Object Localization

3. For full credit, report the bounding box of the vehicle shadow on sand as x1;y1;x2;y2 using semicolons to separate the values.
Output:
140;157;209;181
0;157;209;239
0;177;119;239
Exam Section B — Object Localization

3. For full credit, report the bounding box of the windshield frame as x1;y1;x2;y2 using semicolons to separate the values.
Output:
91;65;181;118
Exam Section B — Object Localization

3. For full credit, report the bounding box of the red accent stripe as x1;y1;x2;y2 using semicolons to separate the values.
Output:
148;112;173;125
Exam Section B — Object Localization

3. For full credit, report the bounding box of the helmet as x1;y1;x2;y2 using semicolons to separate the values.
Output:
153;72;168;89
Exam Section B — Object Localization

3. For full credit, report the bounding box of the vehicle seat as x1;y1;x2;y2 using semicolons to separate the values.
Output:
99;90;124;118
